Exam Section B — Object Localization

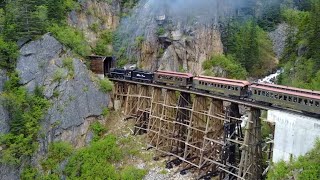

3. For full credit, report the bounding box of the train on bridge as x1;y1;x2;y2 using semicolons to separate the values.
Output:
109;68;320;115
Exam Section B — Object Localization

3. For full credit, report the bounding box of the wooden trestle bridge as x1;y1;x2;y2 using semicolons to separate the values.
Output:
112;79;272;180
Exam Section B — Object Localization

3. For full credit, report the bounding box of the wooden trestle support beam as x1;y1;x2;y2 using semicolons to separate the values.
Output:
112;81;263;180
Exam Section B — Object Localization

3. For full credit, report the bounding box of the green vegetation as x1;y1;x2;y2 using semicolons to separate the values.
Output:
267;140;320;180
62;57;75;77
121;0;139;9
99;78;114;93
49;24;91;57
102;107;110;117
121;166;148;180
135;36;145;48
224;20;276;78
65;135;147;179
93;30;113;56
41;142;73;172
90;121;107;141
203;54;248;79
0;73;50;165
0;37;19;71
156;27;166;36
278;0;320;90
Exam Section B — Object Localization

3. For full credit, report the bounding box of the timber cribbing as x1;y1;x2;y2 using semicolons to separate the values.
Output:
110;79;295;180
110;78;304;115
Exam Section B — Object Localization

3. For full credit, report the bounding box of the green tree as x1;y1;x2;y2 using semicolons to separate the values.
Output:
307;0;320;69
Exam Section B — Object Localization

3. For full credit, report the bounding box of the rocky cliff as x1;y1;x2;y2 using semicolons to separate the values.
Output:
115;0;247;75
68;0;121;45
0;34;110;179
135;22;223;74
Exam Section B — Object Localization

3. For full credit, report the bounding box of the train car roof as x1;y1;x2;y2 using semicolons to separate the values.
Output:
251;83;320;100
194;76;249;87
155;70;193;78
195;76;250;87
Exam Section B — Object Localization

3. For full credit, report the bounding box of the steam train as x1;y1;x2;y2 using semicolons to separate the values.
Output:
108;68;320;115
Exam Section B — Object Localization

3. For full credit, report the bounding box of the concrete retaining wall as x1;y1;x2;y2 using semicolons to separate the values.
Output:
268;110;320;162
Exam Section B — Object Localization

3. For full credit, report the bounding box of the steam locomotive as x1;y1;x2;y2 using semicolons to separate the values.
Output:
109;68;320;115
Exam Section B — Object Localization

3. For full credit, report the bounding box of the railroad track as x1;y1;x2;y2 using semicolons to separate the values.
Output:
110;78;313;118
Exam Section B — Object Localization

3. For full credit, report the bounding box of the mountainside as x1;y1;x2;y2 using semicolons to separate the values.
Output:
0;33;110;179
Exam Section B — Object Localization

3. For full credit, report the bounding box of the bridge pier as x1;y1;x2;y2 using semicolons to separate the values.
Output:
134;85;152;135
113;81;127;110
237;107;262;180
124;83;139;116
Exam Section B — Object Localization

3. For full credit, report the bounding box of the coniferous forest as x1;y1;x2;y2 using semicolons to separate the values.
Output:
0;0;319;180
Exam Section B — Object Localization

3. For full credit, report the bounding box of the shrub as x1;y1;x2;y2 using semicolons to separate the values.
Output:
267;140;320;180
64;135;122;179
0;73;50;165
135;36;144;48
156;27;166;36
0;37;19;71
62;57;74;77
48;24;91;57
121;166;147;180
102;107;110;117
99;78;114;93
90;121;107;141
202;55;248;79
21;167;39;180
93;30;113;56
41;142;73;171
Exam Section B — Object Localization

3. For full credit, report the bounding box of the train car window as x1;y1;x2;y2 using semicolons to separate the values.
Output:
298;98;302;104
236;87;239;91
205;82;208;86
254;90;257;94
274;94;278;99
231;86;235;90
270;93;274;98
284;96;287;101
293;97;297;103
266;92;270;97
279;95;283;100
228;86;231;90
262;91;266;96
304;99;308;105
258;90;261;95
316;101;319;107
310;100;314;106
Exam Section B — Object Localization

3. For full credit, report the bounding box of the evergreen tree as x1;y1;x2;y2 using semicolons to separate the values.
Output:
308;0;320;69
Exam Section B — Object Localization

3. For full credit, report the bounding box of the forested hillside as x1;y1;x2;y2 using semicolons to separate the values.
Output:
0;0;319;179
277;0;320;90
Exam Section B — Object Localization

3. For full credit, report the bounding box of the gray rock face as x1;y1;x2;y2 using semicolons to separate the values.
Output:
0;164;19;180
0;69;9;134
68;0;120;45
16;33;109;147
269;23;289;59
0;33;109;179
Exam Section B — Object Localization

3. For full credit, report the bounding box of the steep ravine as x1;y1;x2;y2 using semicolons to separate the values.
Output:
0;34;110;179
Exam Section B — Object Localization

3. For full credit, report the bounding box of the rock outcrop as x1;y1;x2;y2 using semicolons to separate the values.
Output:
0;70;9;134
68;0;121;45
157;25;223;74
269;23;289;60
17;33;109;147
0;34;110;179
